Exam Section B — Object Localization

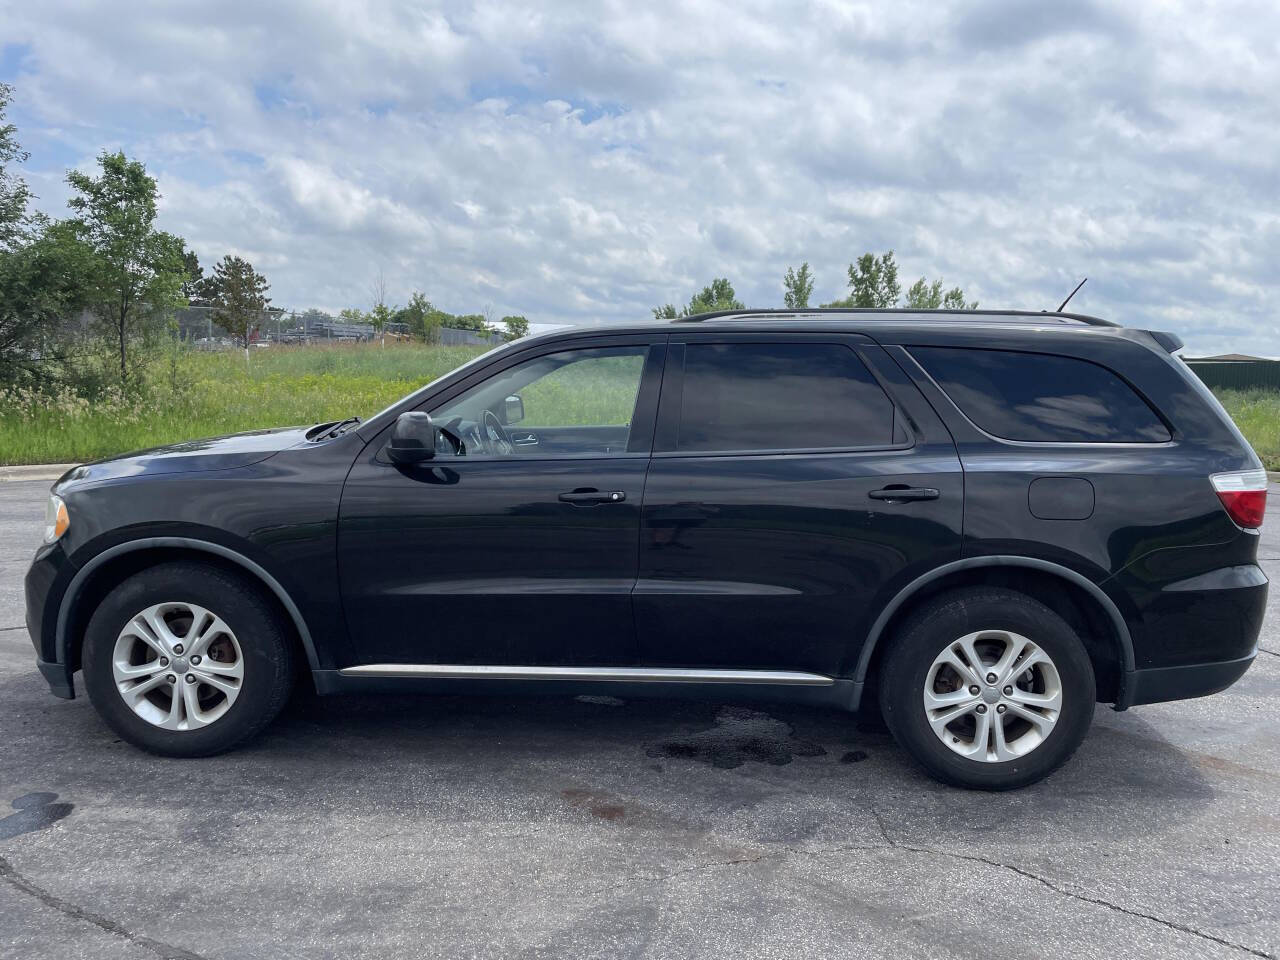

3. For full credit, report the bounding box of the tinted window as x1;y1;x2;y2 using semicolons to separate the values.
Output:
911;347;1170;443
430;346;648;458
677;343;897;452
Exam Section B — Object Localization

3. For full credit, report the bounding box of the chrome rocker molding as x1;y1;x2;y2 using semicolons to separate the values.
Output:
340;664;834;684
851;555;1137;711
55;537;323;697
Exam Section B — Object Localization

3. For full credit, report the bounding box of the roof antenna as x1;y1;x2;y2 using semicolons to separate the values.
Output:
1057;277;1087;312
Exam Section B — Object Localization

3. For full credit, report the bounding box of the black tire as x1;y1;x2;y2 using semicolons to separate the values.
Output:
879;587;1095;790
82;562;295;757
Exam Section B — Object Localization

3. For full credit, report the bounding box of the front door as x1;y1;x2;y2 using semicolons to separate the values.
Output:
635;333;963;678
338;338;664;667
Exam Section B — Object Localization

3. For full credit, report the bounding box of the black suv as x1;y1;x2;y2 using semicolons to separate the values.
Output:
25;309;1268;789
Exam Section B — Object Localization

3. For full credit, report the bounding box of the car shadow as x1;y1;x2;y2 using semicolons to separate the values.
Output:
243;689;1220;850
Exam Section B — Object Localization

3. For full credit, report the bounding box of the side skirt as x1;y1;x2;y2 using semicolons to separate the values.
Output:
312;665;862;711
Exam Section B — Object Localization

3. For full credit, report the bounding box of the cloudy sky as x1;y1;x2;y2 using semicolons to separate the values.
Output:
3;0;1278;353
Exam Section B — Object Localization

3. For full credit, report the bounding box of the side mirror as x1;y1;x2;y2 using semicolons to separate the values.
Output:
503;395;525;424
387;411;437;464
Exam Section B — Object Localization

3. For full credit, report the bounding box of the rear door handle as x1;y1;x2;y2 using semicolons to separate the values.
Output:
558;489;626;505
868;486;940;502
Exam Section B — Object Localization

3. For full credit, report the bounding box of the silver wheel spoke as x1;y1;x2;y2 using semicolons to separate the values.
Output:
111;601;243;733
119;674;167;704
964;708;992;759
191;669;239;696
937;647;983;688
1008;686;1061;711
113;659;162;680
194;657;243;680
186;609;231;658
1005;701;1057;734
991;714;1017;761
924;686;977;710
181;681;211;729
926;700;979;736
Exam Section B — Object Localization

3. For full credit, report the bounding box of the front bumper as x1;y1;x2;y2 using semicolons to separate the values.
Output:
25;540;78;699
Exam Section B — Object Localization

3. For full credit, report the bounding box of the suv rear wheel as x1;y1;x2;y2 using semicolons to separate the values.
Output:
880;587;1095;790
82;562;295;757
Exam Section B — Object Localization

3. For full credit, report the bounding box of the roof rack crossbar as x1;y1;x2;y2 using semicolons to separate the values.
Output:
672;307;1117;327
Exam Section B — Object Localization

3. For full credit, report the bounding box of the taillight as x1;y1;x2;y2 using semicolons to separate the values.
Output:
1210;469;1268;529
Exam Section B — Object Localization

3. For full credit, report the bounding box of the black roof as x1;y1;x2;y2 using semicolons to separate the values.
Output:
673;307;1117;327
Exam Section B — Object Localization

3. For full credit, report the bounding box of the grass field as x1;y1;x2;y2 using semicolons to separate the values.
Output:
0;343;490;465
2;343;1278;468
1216;389;1280;470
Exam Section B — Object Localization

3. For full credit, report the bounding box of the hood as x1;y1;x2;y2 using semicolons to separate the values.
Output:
55;425;315;487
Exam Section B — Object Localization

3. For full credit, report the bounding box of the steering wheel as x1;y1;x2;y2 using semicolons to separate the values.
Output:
482;410;514;456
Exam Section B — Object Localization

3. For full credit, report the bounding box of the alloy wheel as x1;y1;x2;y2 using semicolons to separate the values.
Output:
922;629;1063;762
111;601;244;731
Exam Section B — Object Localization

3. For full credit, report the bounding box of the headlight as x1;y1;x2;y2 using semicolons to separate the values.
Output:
43;494;69;544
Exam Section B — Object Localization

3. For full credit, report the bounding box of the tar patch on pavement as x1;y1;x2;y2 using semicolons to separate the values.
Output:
562;788;628;821
646;706;826;769
840;750;869;764
0;792;73;840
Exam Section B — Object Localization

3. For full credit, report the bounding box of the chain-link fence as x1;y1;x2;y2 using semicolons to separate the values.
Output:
168;306;502;348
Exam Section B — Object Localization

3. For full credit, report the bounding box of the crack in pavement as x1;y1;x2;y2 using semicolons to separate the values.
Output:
0;855;209;960
1257;647;1279;660
624;809;1274;959
0;625;26;632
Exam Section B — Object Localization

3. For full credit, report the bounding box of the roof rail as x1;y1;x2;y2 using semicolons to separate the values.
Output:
672;307;1118;328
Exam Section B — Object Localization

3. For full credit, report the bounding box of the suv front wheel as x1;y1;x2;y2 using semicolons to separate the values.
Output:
880;587;1095;790
82;562;295;757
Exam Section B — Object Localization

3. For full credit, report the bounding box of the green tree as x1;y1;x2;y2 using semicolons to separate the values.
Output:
0;221;94;384
208;254;270;360
904;277;978;310
0;82;35;251
395;291;445;342
65;151;186;387
783;263;814;309
176;242;205;302
501;315;529;341
368;302;394;338
824;250;901;308
338;307;366;325
653;277;744;318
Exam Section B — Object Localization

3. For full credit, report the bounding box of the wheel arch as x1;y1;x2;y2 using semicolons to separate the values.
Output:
855;556;1136;709
58;537;321;678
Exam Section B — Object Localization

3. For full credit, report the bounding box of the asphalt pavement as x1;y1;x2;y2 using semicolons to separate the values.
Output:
1;477;1279;959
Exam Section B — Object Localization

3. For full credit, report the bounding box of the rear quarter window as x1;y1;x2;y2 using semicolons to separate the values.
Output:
910;346;1171;443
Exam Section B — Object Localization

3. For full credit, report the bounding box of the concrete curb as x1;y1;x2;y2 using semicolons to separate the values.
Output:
0;464;78;483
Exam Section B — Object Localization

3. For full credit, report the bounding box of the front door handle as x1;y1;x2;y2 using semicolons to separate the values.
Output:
559;489;626;505
868;486;940;502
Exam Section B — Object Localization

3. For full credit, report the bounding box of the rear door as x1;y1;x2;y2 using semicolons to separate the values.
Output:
635;332;963;677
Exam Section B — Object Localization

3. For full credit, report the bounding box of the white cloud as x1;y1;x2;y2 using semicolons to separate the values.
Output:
3;0;1279;353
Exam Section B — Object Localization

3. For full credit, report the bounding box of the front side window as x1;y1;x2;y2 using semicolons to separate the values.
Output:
429;346;648;458
675;342;898;452
910;346;1171;443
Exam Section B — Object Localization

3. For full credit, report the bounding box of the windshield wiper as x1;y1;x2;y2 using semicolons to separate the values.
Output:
321;416;361;439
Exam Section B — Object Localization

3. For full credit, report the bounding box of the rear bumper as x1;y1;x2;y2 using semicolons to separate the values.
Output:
1125;651;1255;707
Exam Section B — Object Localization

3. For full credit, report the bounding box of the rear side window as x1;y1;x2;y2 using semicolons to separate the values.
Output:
676;343;898;452
911;346;1170;443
